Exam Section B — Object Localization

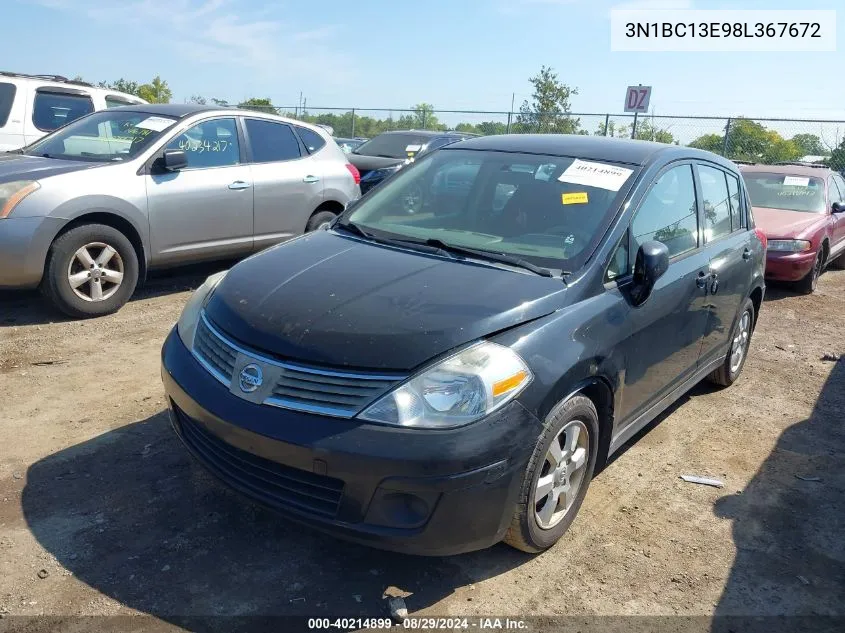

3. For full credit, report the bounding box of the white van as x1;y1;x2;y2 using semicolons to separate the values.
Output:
0;72;147;151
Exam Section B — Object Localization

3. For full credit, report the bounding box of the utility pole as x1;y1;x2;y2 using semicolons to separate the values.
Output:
507;92;515;134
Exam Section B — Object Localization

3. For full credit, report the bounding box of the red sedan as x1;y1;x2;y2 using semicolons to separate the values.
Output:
740;164;845;293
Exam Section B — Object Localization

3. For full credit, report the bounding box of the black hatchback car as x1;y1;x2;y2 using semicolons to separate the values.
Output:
161;135;765;555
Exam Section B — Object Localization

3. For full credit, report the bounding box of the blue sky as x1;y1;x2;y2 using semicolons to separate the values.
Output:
4;0;844;122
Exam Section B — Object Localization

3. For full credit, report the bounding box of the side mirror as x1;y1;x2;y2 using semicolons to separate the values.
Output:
631;240;670;306
161;149;188;172
832;201;845;214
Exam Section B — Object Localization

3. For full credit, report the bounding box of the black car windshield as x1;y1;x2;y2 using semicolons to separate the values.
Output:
743;172;826;213
22;110;178;162
353;133;434;159
342;149;639;271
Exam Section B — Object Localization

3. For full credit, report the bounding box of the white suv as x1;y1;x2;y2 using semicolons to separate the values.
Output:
0;72;146;151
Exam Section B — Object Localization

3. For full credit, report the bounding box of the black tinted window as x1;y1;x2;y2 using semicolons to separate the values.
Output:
698;165;733;241
725;172;744;230
632;164;698;258
166;118;240;169
0;82;15;127
245;119;301;162
295;126;326;153
32;91;94;132
354;133;434;159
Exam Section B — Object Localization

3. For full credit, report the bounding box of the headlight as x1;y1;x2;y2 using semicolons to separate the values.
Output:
767;239;812;252
176;270;228;349
358;341;532;428
0;181;40;218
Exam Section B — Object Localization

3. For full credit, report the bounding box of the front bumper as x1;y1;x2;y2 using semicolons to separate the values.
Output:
0;216;64;288
160;328;541;556
765;249;817;282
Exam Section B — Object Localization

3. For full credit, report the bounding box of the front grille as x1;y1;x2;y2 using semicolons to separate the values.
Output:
175;406;344;518
191;313;404;418
194;317;237;382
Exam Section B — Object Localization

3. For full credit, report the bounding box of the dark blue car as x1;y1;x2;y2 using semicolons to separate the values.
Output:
161;134;765;555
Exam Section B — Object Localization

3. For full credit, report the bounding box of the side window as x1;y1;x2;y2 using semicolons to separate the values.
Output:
725;171;745;230
631;164;699;259
165;118;240;169
245;119;301;163
0;82;16;127
32;91;94;132
698;165;733;241
294;126;326;154
605;231;629;282
828;176;844;205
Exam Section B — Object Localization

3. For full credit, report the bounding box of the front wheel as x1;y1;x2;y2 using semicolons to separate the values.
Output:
41;223;139;318
306;210;337;232
504;395;599;553
796;250;823;294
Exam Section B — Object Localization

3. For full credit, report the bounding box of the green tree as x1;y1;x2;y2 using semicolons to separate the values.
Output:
210;98;230;107
689;118;801;163
238;97;274;113
632;118;676;144
596;119;629;138
188;95;207;105
826;139;845;172
99;78;141;96
790;133;828;156
137;76;172;103
516;65;580;134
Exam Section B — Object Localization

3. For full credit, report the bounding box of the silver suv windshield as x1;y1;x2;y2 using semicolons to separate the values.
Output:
22;110;177;162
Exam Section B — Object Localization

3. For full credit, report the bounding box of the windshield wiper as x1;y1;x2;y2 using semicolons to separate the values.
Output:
335;222;453;257
393;237;554;278
333;220;373;239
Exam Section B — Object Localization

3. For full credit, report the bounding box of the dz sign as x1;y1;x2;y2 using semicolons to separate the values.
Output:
624;85;652;113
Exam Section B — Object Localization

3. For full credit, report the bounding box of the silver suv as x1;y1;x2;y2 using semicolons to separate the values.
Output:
0;104;361;317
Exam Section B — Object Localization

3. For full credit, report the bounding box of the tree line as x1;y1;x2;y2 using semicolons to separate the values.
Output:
76;70;844;170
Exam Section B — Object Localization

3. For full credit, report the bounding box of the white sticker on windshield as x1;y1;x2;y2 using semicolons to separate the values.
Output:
405;144;422;152
783;176;810;187
135;116;175;132
557;159;634;191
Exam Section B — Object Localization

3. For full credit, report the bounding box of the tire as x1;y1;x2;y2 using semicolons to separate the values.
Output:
504;395;599;554
707;298;755;387
795;249;824;294
41;223;139;319
305;210;337;232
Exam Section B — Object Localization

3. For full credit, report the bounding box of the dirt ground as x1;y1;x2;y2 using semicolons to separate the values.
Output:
0;263;843;632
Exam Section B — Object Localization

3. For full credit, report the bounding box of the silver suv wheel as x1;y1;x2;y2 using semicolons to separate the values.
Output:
67;242;125;302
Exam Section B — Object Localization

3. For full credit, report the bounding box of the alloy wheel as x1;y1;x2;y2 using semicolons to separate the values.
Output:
534;420;590;530
729;310;751;374
67;242;125;302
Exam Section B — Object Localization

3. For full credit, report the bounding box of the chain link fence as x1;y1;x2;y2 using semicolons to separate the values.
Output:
240;105;845;172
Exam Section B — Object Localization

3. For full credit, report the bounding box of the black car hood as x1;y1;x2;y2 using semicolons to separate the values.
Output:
204;231;565;371
0;153;102;182
347;153;405;177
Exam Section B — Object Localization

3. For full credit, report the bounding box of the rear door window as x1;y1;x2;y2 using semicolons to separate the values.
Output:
245;118;301;163
725;171;745;230
32;91;94;131
0;82;16;127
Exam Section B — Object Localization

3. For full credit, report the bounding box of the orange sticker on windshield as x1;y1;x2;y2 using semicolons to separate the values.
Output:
562;192;589;205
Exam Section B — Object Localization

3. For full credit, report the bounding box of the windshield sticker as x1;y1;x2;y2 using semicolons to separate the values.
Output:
135;116;175;132
405;144;422;152
558;159;633;191
783;176;810;187
562;192;589;205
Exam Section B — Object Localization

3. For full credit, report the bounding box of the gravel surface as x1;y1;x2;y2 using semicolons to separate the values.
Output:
1;265;843;630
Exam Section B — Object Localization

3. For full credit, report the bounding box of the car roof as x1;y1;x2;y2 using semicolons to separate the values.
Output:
444;134;730;168
739;163;833;177
108;103;225;118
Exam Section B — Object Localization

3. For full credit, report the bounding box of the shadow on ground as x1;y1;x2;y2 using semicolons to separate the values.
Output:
0;260;235;327
711;358;845;631
20;411;529;628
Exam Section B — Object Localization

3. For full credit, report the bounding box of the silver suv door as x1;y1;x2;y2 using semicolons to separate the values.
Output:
242;117;324;252
146;117;254;266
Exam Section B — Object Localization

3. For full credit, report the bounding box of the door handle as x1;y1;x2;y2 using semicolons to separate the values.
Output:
696;271;711;289
228;181;251;190
303;175;320;184
742;248;752;260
